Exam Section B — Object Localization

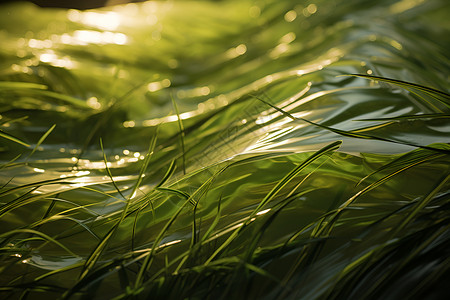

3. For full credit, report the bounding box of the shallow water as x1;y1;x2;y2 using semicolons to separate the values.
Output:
0;0;449;299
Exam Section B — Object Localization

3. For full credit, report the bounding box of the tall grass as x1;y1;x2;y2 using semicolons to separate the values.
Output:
0;0;449;299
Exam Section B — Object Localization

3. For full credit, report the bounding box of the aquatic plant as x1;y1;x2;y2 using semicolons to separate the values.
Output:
0;0;449;299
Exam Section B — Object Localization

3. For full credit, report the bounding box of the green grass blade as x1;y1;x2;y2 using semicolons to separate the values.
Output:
135;164;227;288
345;74;450;108
0;81;48;90
34;90;91;109
0;129;30;147
205;141;341;265
155;159;176;188
171;95;186;175
78;229;115;281
100;138;127;201
354;113;450;121
254;140;342;213
27;124;56;160
200;194;222;242
30;215;100;241
357;146;447;186
394;173;450;235
0;154;22;170
156;187;194;206
128;125;159;202
34;262;84;282
316;152;445;239
77;133;161;282
253;94;450;155
346;74;450;99
0;229;78;257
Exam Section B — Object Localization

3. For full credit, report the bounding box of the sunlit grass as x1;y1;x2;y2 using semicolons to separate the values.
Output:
0;0;449;299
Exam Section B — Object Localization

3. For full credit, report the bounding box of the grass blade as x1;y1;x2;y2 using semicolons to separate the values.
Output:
0;229;78;257
253;94;450;155
205;141;341;265
344;74;450;110
394;173;450;235
354;113;450;121
100;138;127;201
171;95;186;175
0;129;29;147
27;124;56;160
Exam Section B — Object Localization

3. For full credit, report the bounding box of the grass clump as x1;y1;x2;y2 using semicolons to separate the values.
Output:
0;0;449;299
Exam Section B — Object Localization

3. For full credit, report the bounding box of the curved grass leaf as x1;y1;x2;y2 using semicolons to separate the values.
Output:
0;154;21;170
32;90;91;109
156;187;193;205
316;153;447;239
100;138;127;201
78;131;160;283
204;141;342;265
345;74;450;101
30;215;100;241
357;145;448;186
171;96;186;175
0;176;76;198
354;113;450;121
155;159;176;188
0;81;48;90
0;129;29;147
27;124;56;160
344;74;450;112
253;94;450;155
128;126;159;202
0;229;78;257
394;173;450;235
134;164;228;288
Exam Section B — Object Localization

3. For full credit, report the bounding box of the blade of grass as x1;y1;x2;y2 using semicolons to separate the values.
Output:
134;163;228;288
200;194;223;242
316;152;445;239
204;141;341;265
254;141;342;213
131;199;155;251
171;95;186;175
0;116;28;126
0;229;78;257
357;146;447;186
393;173;450;235
244;194;302;263
0;129;30;147
0;176;77;199
132;160;177;250
354;113;450;121
128;125;159;202
344;74;450;100
343;74;450;110
155;159;176;188
100;138;127;201
33;90;91;109
26;124;56;160
172;195;224;275
30;215;100;241
131;160;178;250
253;94;450;155
78;131;159;282
156;187;194;206
41;199;56;221
0;154;22;170
0;81;48;90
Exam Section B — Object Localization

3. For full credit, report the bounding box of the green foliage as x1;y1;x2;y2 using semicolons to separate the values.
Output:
0;0;449;299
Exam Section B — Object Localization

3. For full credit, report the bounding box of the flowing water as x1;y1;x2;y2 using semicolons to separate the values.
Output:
0;0;449;299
